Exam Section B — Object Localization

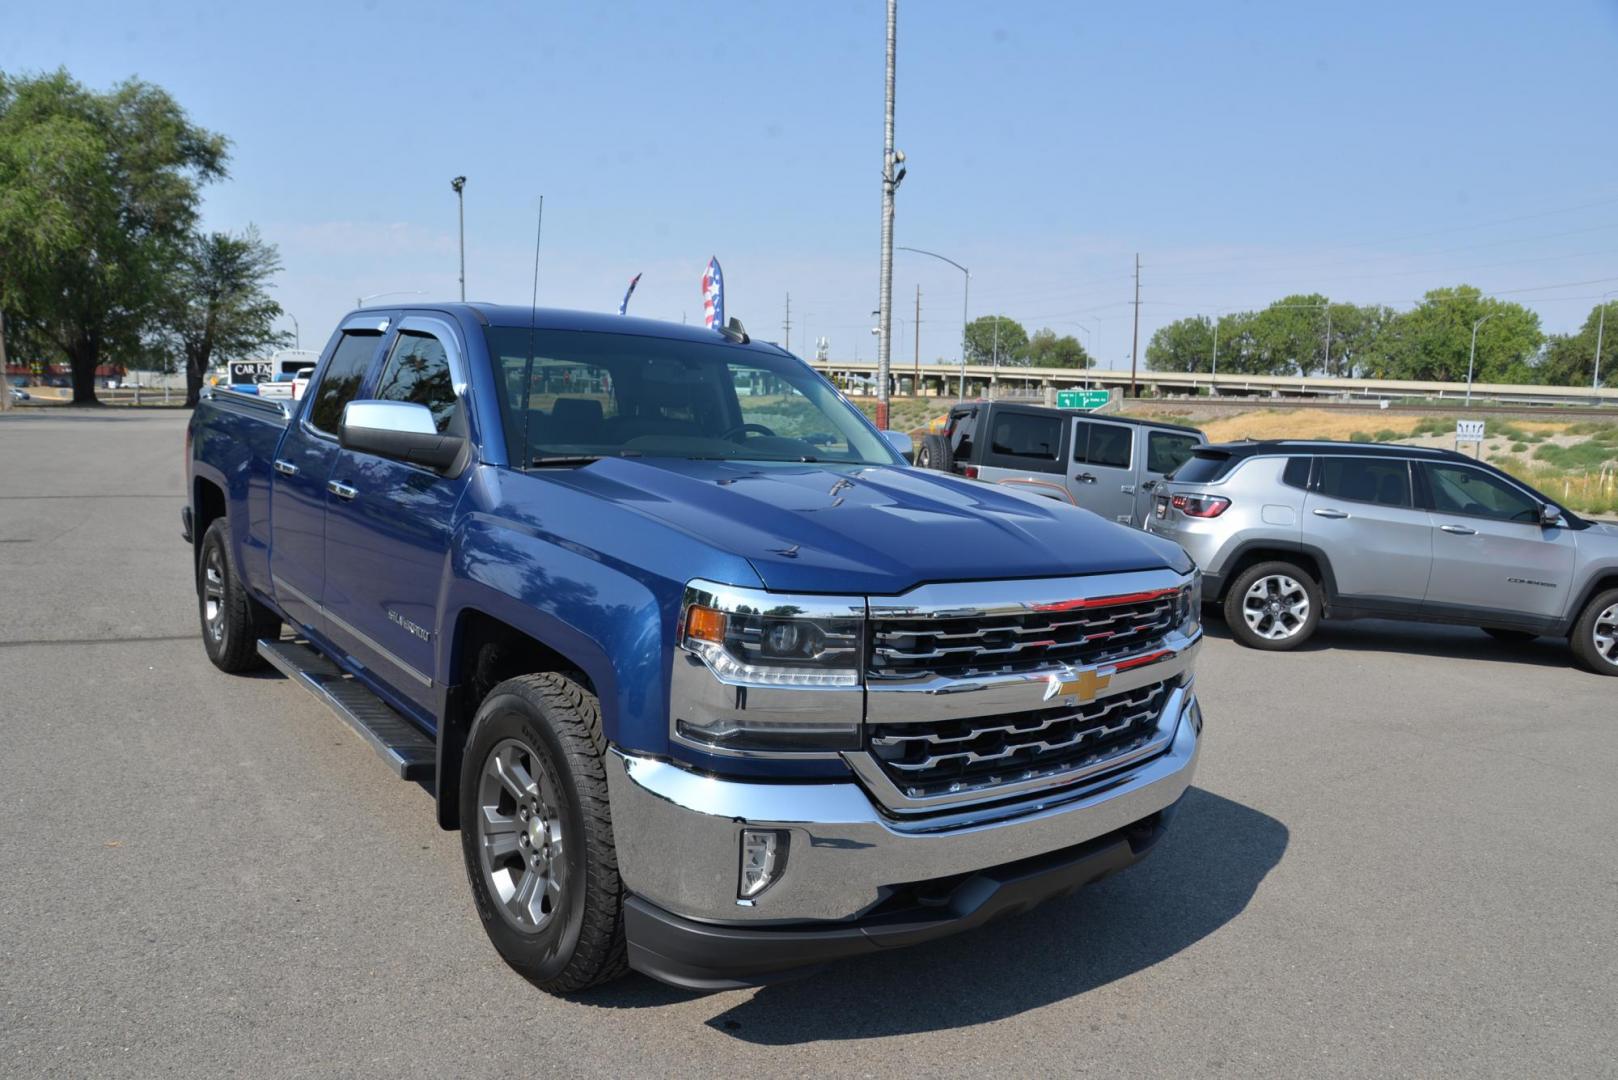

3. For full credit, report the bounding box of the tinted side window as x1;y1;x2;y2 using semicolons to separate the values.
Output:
1147;432;1199;475
1169;452;1231;483
1074;421;1132;468
1423;463;1539;522
989;412;1062;461
309;332;381;435
1281;456;1312;489
1317;456;1411;508
376;331;457;432
947;408;977;461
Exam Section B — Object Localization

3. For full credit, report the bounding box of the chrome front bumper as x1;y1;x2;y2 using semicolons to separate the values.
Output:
604;682;1201;924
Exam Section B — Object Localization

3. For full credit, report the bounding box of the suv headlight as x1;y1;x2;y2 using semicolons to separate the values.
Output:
1178;572;1203;637
674;581;865;753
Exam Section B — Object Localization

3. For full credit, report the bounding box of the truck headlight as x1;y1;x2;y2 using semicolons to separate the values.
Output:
680;582;864;688
1178;573;1203;637
673;581;865;753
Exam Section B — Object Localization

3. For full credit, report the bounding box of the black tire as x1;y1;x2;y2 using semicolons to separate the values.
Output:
1569;587;1618;676
459;673;629;992
1222;560;1322;651
197;519;280;673
917;433;954;472
1482;627;1537;644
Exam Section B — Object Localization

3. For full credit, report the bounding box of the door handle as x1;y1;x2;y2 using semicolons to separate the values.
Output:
273;459;300;477
1312;508;1349;519
1075;472;1097;483
1440;524;1477;535
1121;484;1136;495
327;480;358;501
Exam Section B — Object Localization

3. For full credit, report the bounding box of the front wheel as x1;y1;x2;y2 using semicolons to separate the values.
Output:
1569;588;1618;676
459;673;629;992
1223;561;1321;651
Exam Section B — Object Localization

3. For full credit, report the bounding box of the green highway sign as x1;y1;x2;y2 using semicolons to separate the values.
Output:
1056;389;1111;410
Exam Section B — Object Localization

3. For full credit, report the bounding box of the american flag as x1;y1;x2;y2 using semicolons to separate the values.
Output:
702;257;725;330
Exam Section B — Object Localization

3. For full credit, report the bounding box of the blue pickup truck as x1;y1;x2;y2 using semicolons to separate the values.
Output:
185;304;1206;991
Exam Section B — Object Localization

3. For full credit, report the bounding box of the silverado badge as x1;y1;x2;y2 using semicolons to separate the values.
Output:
1044;666;1111;703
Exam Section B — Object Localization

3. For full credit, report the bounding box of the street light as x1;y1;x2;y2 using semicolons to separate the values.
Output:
285;313;300;351
450;176;467;301
1593;290;1617;400
1465;312;1498;407
897;245;969;399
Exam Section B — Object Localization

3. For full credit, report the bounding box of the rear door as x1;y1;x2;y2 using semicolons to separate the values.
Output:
268;318;389;631
1303;455;1433;604
1137;427;1203;524
1417;461;1576;622
972;405;1069;489
1069;419;1137;524
321;316;473;711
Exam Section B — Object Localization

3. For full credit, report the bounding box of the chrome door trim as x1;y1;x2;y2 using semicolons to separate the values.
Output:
272;459;300;477
326;480;358;500
271;574;434;689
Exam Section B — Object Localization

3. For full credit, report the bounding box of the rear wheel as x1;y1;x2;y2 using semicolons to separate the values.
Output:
197;519;280;673
459;673;629;992
1569;588;1618;676
1223;561;1321;651
1482;627;1537;644
917;433;954;471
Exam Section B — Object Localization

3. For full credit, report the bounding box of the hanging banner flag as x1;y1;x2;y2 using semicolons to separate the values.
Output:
617;272;642;316
702;256;725;330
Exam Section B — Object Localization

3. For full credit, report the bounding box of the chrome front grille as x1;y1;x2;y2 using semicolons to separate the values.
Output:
866;681;1173;800
867;588;1181;680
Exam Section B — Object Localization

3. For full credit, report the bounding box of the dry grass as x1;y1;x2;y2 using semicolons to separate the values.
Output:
1198;409;1423;444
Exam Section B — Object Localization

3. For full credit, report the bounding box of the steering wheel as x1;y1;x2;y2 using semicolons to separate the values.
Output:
721;422;777;442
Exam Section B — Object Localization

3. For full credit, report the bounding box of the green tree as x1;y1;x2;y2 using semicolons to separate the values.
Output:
1250;294;1331;376
1532;301;1618;389
965;315;1028;365
1025;327;1092;369
0;69;227;403
156;228;290;406
1384;286;1542;383
1145;315;1215;373
1326;303;1397;379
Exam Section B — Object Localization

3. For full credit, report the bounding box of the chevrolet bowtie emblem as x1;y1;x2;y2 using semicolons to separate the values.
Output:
1044;666;1110;703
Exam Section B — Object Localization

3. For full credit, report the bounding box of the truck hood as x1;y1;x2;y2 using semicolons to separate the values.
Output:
537;458;1190;595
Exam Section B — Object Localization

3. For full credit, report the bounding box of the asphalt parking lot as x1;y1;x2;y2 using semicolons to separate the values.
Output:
2;409;1614;1078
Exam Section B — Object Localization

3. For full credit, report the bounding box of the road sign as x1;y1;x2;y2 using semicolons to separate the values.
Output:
1056;389;1110;410
1455;420;1485;444
230;359;273;385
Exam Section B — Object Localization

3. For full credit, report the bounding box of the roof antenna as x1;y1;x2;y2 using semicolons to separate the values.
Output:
529;195;545;323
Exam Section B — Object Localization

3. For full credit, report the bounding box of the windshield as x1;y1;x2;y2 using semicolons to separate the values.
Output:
486;328;897;468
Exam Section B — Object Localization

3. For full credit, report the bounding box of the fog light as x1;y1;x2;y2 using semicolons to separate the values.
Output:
739;829;787;900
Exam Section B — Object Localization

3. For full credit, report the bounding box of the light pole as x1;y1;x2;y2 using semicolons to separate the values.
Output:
875;0;901;430
1466;312;1498;407
897;246;968;400
450;176;467;301
285;313;300;351
1593;290;1617;399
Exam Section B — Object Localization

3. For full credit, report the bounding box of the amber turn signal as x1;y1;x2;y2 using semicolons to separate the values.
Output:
685;604;727;644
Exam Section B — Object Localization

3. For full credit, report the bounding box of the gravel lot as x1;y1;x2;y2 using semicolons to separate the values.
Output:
2;410;1614;1078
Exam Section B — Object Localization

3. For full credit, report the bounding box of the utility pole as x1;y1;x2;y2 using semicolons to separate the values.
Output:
913;285;921;394
875;0;898;430
0;309;11;413
782;292;791;352
451;176;467;301
1594;291;1615;399
1129;253;1141;398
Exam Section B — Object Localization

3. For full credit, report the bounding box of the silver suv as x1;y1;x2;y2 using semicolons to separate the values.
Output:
1145;440;1618;675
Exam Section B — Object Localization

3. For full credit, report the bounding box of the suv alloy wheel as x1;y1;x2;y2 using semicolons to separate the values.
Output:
1223;560;1322;651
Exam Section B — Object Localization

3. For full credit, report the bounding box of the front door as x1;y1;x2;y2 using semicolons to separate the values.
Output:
1418;461;1577;622
267;323;388;631
321;317;471;712
1070;419;1138;525
1303;455;1433;603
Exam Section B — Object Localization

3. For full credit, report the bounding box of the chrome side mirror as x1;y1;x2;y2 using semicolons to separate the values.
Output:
881;430;914;462
1539;502;1565;528
340;400;465;472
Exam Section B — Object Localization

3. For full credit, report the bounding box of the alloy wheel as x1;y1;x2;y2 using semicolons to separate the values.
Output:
1242;574;1310;641
202;546;227;643
476;738;567;934
1594;602;1618;667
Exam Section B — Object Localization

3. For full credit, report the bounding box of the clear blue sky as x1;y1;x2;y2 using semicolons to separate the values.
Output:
5;0;1616;367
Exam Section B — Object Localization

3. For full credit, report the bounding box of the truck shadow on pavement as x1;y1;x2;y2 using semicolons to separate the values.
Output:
591;786;1287;1040
1201;614;1573;669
